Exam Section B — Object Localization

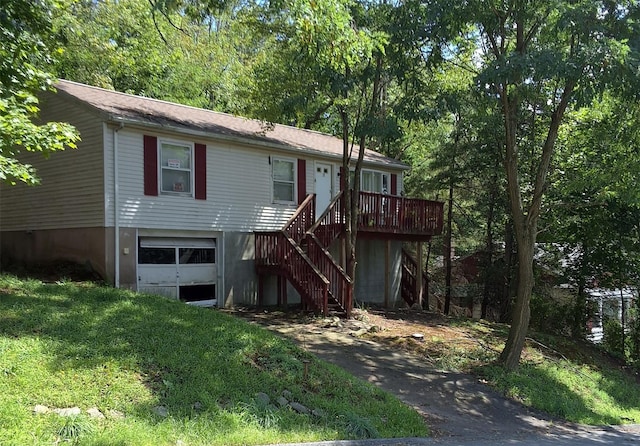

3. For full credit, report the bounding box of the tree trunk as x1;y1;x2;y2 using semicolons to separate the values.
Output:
444;181;454;315
425;240;432;311
621;287;626;358
497;56;574;369
501;220;515;322
341;108;358;310
481;175;497;320
499;230;534;369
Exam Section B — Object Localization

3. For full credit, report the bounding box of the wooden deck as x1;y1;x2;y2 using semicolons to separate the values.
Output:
356;191;443;240
254;191;443;316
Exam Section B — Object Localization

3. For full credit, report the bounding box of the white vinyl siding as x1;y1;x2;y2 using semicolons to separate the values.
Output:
1;92;405;234
107;129;300;231
0;93;106;230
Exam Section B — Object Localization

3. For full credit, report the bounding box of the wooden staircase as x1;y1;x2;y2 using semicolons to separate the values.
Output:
255;193;353;317
255;191;443;317
401;248;429;308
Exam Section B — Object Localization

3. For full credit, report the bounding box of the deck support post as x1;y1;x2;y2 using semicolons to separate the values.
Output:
384;240;390;308
416;241;424;308
277;275;287;308
258;274;264;308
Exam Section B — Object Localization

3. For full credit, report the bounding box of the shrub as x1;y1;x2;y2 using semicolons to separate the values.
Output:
529;291;574;337
602;318;625;359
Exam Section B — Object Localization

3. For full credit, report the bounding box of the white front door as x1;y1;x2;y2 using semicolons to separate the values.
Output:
315;163;333;216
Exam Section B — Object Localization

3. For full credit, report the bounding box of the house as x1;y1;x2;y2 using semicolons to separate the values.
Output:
586;288;637;343
0;80;443;315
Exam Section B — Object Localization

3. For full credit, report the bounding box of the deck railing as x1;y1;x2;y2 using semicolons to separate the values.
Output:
307;191;444;239
358;192;444;236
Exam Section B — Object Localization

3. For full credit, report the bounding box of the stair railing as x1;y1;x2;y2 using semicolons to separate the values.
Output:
255;231;284;268
283;194;316;243
280;231;329;315
400;248;428;308
255;229;329;314
306;233;353;317
308;190;344;248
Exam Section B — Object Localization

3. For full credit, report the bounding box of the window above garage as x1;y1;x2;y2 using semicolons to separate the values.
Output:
160;141;193;195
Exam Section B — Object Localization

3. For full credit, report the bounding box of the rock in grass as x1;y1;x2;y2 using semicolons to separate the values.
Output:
255;392;270;406
153;406;168;418
289;402;310;414
108;409;125;420
54;407;81;417
277;396;289;408
312;408;326;418
33;405;50;415
87;407;105;419
282;390;293;400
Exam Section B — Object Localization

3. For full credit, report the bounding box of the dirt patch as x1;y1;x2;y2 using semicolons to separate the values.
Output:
231;306;505;371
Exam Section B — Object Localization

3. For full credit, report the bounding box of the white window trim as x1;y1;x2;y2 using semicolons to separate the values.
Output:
159;138;194;197
272;156;297;204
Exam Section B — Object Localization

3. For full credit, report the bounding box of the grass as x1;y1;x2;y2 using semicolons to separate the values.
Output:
477;334;640;425
364;313;640;426
0;275;428;445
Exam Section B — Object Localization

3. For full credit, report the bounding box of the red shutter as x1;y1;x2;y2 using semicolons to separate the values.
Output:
195;143;207;200
297;159;306;204
143;135;158;196
391;173;398;196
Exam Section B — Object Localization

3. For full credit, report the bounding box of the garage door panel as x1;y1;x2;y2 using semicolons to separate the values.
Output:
178;264;217;285
139;286;178;299
139;265;178;285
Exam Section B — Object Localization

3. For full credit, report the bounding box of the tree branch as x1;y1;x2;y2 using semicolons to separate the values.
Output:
147;0;190;38
528;77;577;226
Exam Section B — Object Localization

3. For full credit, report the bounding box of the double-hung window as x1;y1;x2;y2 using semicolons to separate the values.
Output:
272;158;296;203
160;141;193;195
361;170;389;194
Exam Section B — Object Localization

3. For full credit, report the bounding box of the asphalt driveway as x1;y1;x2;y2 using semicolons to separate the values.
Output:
234;309;640;446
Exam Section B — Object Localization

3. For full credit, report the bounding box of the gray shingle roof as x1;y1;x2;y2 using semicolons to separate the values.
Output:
54;80;407;170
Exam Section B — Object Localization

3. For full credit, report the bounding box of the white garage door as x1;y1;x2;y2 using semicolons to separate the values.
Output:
137;237;217;307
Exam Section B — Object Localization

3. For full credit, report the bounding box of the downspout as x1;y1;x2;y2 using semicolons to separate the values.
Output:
114;123;124;287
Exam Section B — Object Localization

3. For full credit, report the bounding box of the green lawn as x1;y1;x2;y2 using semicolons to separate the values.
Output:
476;332;640;425
437;319;640;425
0;275;428;445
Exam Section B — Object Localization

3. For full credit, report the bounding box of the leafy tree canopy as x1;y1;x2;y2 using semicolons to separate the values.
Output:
0;0;79;185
